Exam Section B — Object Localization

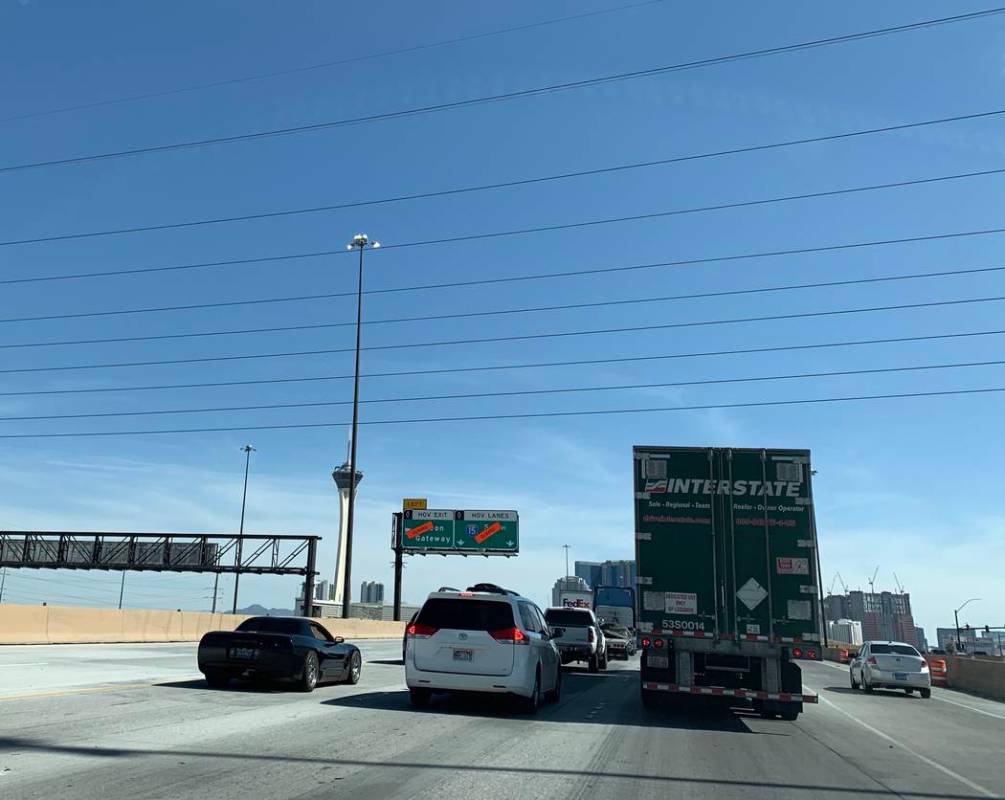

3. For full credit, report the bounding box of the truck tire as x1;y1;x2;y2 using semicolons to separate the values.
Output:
641;687;658;708
920;688;931;699
599;652;608;670
588;654;599;673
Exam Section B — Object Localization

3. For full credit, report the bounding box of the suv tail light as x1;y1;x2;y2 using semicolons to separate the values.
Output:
641;637;651;648
792;647;803;659
407;623;438;638
653;638;665;649
867;656;877;665
587;627;595;643
489;627;528;645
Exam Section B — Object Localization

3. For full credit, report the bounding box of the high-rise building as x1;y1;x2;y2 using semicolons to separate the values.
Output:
574;560;636;590
359;581;384;604
824;590;917;647
574;561;602;589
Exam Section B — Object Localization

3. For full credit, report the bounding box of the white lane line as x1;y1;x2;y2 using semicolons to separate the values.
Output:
934;694;1005;722
0;662;47;668
815;692;998;798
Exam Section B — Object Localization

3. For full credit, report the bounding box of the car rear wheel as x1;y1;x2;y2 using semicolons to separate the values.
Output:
409;688;431;708
205;670;229;689
523;671;541;714
920;688;931;698
849;671;859;690
588;654;599;673
299;652;319;693
546;664;562;703
345;650;362;685
863;678;874;694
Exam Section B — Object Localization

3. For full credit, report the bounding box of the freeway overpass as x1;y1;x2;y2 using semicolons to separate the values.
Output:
0;642;1002;799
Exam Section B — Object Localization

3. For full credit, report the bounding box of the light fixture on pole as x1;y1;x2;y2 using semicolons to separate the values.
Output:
954;597;980;650
341;233;379;619
232;444;256;614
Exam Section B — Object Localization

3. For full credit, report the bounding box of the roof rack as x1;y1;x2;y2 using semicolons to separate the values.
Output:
465;582;518;596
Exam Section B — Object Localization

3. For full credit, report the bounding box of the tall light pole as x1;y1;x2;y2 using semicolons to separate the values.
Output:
341;233;379;619
954;597;980;650
232;444;256;614
562;544;570;579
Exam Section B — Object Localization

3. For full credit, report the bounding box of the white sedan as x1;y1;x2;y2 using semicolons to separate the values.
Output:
850;641;931;697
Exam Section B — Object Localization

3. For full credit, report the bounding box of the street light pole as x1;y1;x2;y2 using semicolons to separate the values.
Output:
562;544;570;579
341;233;379;619
232;444;256;614
954;597;980;650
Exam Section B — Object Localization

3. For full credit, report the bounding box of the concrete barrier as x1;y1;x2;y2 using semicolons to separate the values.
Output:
947;655;1005;702
0;603;404;645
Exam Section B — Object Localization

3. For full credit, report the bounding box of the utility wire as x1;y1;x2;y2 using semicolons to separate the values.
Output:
4;119;1005;248
0;293;1001;372
0;1;664;124
2;328;1002;399
1;386;1003;439
2;260;1003;333
2;6;1002;174
5;359;1003;423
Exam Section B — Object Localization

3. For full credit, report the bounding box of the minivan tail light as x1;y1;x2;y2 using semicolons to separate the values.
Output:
408;623;438;638
489;627;528;645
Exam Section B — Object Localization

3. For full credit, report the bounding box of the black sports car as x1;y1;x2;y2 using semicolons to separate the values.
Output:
198;616;362;692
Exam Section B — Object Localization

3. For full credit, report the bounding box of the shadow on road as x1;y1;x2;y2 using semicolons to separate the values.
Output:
367;659;404;666
321;671;785;733
0;735;981;798
824;686;918;699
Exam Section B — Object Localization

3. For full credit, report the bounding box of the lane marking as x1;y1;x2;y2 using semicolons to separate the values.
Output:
0;662;48;668
0;682;154;702
933;694;1005;722
815;692;998;798
814;661;1005;721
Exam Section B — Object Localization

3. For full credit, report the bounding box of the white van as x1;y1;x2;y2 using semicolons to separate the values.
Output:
404;584;562;713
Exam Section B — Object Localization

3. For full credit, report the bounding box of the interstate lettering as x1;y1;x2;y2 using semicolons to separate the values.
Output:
655;479;801;497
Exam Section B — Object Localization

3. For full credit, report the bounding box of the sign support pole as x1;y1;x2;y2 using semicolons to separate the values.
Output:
392;513;403;621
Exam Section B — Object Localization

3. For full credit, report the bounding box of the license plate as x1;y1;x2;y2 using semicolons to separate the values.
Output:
453;649;472;662
230;647;257;660
894;672;907;681
648;655;669;669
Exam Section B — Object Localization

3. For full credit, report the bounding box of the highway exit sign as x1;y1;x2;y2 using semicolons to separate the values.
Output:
399;509;519;556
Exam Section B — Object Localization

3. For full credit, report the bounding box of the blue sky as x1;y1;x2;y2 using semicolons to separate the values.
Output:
1;1;1003;636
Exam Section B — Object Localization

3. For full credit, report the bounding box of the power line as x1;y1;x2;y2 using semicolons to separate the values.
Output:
2;260;1004;334
3;6;1002;174
5;118;1005;248
1;327;1003;399
7;216;1005;290
0;1;664;125
5;358;1003;423
1;385;1002;439
0;293;1001;372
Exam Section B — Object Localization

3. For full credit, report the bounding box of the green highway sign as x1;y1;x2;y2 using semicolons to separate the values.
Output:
398;509;519;556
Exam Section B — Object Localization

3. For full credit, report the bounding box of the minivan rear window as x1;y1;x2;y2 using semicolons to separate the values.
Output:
545;609;593;626
417;598;514;631
870;644;919;656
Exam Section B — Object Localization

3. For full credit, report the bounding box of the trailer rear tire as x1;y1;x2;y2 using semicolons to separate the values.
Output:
780;708;799;721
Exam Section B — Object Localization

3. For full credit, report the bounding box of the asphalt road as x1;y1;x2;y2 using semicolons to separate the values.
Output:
1;642;1003;799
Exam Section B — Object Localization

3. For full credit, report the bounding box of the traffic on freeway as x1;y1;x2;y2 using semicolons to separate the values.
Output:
1;635;1004;799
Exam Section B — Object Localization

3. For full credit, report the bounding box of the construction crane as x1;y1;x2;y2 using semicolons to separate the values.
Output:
893;572;905;594
828;572;849;595
867;566;879;594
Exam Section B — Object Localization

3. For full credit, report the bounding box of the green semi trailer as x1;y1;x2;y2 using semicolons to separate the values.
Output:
633;446;822;719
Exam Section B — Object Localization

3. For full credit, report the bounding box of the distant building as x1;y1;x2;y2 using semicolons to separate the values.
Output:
574;559;636;591
823;590;918;647
574;561;602;589
828;618;863;646
552;575;591;607
360;581;385;605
